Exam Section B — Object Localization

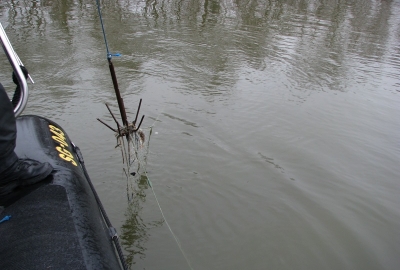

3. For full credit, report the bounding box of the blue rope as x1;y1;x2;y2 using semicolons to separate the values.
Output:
96;0;120;60
0;215;11;224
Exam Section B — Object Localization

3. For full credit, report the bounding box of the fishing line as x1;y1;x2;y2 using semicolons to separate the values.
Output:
148;103;168;128
132;126;194;269
145;170;195;270
127;107;194;270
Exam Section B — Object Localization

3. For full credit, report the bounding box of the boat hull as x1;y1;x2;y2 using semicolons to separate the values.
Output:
0;115;122;270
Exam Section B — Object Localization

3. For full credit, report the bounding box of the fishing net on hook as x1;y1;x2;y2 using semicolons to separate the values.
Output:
117;125;153;198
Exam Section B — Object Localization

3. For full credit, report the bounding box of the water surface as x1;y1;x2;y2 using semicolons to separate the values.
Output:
1;0;399;269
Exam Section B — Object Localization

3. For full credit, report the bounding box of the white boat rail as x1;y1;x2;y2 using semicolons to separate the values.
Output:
0;23;32;117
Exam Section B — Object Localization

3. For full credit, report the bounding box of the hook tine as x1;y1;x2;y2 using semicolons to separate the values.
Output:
104;103;124;138
133;115;145;132
133;99;142;125
97;118;117;132
105;103;121;127
116;118;123;138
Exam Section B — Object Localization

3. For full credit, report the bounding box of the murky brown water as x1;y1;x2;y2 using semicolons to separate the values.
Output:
1;0;400;269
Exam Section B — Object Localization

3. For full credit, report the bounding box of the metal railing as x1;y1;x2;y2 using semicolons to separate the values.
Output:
0;23;31;117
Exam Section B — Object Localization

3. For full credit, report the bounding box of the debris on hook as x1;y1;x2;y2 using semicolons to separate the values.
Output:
97;99;145;147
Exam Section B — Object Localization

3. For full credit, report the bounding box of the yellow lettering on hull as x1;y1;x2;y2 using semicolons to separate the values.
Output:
49;125;78;166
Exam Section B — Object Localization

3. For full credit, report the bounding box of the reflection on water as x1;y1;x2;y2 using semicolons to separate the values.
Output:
121;173;163;267
1;0;400;269
104;0;400;96
2;0;399;98
114;125;163;268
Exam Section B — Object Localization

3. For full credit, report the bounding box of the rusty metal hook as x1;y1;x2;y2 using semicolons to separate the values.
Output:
133;115;145;132
133;99;142;126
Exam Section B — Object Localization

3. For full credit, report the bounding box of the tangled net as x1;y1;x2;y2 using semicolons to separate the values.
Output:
97;100;152;198
119;126;152;185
